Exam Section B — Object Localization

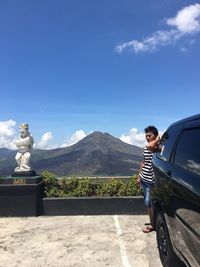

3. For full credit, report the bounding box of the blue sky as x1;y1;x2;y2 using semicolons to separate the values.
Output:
1;0;200;149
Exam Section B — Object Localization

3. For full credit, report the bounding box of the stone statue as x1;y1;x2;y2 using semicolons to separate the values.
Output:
15;123;34;172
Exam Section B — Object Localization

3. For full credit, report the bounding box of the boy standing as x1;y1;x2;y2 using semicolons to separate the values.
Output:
137;126;160;233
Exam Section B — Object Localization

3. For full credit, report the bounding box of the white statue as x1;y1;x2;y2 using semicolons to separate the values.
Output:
15;123;34;172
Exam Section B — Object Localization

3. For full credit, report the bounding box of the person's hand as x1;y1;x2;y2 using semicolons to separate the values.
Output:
153;135;161;152
156;135;160;143
136;176;141;187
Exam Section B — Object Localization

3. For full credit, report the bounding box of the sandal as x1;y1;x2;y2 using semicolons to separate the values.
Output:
143;225;154;233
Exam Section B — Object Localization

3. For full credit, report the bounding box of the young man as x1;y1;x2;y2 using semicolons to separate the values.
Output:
137;126;160;233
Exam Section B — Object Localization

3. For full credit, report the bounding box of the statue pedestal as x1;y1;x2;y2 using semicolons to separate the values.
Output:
12;170;37;177
0;175;44;217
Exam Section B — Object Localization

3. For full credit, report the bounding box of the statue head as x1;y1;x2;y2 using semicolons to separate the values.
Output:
19;123;30;138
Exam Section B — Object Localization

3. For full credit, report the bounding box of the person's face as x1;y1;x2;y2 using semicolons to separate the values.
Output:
145;131;156;143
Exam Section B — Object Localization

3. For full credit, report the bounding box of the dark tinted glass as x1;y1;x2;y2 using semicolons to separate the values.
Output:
174;128;200;176
157;125;181;162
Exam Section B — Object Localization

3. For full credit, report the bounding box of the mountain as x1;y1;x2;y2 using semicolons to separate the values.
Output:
0;148;15;161
0;132;143;176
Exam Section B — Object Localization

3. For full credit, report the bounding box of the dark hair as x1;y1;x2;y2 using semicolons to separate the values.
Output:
144;125;158;137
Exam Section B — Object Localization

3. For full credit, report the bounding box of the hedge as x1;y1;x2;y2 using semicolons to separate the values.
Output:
41;170;142;198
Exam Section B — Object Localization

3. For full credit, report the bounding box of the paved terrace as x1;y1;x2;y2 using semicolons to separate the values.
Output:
0;215;162;267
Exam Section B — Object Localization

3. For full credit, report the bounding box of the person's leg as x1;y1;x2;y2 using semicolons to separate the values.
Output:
141;181;154;232
147;207;153;226
143;206;154;232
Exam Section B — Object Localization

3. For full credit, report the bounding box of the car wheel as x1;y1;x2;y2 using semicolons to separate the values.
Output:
156;213;185;267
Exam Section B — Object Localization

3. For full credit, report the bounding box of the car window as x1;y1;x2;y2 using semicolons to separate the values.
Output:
157;125;181;162
174;128;200;176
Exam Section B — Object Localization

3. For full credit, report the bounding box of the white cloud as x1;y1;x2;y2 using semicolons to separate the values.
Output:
167;3;200;33
0;120;17;149
115;3;200;54
115;29;179;54
61;130;88;147
120;128;165;147
70;130;87;144
36;132;54;149
0;121;89;150
0;121;166;151
120;128;146;147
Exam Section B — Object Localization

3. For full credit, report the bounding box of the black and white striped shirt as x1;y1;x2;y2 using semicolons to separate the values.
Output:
139;147;154;183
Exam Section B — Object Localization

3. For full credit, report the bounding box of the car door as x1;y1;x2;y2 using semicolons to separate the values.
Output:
169;122;200;267
153;124;183;235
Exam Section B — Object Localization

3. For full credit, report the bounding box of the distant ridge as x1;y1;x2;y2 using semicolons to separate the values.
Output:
0;131;143;176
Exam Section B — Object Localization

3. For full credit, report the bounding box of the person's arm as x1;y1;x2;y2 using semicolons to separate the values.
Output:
137;160;144;186
146;135;160;152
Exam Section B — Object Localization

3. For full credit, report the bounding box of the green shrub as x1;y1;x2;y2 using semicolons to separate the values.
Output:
41;171;141;197
60;177;96;197
41;170;58;186
61;177;79;196
46;187;61;198
97;178;127;196
73;178;96;197
41;170;59;197
126;176;142;196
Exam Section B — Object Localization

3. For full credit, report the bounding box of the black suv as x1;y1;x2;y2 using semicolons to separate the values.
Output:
152;114;200;267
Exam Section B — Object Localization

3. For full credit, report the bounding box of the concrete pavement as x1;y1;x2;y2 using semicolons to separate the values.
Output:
0;215;162;267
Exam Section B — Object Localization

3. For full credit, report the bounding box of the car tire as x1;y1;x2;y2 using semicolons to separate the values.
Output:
156;213;185;267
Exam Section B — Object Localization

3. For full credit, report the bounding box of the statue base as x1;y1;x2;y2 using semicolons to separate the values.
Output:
0;175;44;216
12;170;37;177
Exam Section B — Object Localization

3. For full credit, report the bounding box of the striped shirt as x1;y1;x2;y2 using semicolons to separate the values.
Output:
139;147;154;183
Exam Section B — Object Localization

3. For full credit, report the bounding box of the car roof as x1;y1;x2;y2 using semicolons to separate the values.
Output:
169;114;200;128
